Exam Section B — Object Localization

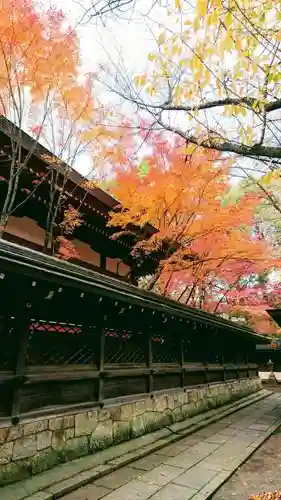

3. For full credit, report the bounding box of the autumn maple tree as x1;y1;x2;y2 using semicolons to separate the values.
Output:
107;131;281;332
0;0;79;232
0;0;120;259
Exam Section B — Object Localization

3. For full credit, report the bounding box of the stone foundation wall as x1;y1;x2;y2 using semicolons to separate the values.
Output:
0;377;262;486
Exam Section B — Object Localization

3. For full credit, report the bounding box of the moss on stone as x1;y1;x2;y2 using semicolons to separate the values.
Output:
60;436;89;462
143;412;163;433
113;422;131;445
0;460;30;486
31;448;61;475
131;416;145;438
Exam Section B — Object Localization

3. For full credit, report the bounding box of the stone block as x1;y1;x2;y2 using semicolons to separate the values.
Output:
110;407;122;421
172;406;183;423
13;435;37;460
6;425;23;441
51;428;68;449
183;392;189;404
24;420;47;436
211;386;220;397
187;402;198;417
196;388;204;400
166;395;175;410
0;441;13;464
75;411;98;437
63;415;74;429
218;384;227;394
48;417;64;431
61;436;89;462
141;464;184;486
31;449;61;475
173;465;219;489
29;493;53;500
178;393;185;406
65;428;75;440
51;427;74;448
0;428;7;444
99;409;111;421
144;397;154;412
154;395;167;412
181;404;190;419
37;431;52;451
113;421;131;444
206;398;217;410
173;394;180;407
131;415;145;438
0;460;30;486
197;398;209;413
148;482;198;500
143;412;163;433
163;409;173;425
189;390;198;403
120;403;134;421
90;420;113;451
135;400;147;415
95;466;141;489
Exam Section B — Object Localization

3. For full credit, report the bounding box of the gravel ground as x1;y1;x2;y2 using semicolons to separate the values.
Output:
212;388;281;500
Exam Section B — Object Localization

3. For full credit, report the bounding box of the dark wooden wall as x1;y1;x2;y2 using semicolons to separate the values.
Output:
0;241;262;424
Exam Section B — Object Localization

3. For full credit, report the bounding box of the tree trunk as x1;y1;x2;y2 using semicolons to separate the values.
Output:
0;213;9;238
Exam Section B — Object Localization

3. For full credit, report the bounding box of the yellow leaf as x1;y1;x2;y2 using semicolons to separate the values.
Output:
224;11;232;26
196;0;207;17
240;107;247;117
174;86;182;98
158;32;166;45
224;32;234;51
175;0;181;9
148;53;157;61
235;38;242;53
260;170;275;186
193;16;200;31
139;74;146;86
179;58;188;68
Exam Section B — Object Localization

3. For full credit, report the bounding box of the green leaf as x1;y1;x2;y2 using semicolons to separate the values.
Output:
221;186;243;207
138;160;150;178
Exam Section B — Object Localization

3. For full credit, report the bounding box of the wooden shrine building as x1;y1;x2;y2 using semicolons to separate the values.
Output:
0;239;268;424
0;116;157;283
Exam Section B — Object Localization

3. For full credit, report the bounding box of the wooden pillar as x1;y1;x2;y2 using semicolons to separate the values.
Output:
11;314;31;424
100;255;106;271
204;335;209;385
235;354;240;379
148;331;153;394
180;339;185;388
221;351;226;382
98;328;105;404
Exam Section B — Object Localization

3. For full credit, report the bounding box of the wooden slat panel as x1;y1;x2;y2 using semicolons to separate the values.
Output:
208;370;224;383
225;370;237;381
103;376;147;399
153;374;181;391
184;371;206;386
20;379;98;413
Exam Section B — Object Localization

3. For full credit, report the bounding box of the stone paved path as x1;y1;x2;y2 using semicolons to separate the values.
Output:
61;392;281;500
